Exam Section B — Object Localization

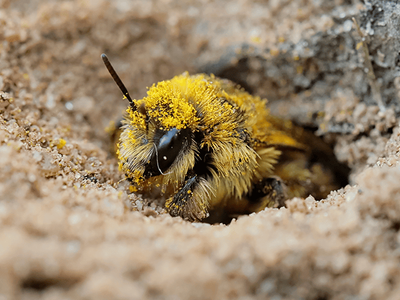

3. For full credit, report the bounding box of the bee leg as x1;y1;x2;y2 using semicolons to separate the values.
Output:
247;177;287;212
165;175;209;221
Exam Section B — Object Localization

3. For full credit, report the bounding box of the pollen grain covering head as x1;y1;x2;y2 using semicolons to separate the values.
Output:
102;54;348;222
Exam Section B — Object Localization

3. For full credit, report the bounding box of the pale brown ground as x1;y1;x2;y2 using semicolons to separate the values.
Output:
1;0;400;299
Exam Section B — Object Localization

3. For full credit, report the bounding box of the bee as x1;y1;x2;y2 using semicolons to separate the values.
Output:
102;54;348;222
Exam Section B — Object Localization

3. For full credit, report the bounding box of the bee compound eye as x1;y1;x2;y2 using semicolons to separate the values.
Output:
156;127;191;172
144;127;191;175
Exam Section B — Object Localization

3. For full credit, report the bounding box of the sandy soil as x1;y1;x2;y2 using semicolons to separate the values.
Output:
1;0;400;299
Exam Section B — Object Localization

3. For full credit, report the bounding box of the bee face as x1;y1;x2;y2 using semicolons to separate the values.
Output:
117;77;202;186
102;54;348;222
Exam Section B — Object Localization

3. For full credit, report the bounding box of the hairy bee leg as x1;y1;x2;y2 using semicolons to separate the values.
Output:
165;175;209;221
246;177;287;212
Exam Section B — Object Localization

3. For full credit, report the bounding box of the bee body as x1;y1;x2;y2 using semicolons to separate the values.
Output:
102;55;347;221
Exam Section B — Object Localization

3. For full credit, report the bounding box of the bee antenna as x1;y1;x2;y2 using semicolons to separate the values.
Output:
101;53;135;109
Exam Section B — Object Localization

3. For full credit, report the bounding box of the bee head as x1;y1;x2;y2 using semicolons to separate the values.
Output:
102;54;197;184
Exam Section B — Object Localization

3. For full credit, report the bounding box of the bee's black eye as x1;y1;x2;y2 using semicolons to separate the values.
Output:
144;127;191;177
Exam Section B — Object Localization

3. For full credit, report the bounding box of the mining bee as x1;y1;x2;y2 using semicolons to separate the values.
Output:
102;54;348;222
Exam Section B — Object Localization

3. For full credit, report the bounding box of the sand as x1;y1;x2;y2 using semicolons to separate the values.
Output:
1;0;400;299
